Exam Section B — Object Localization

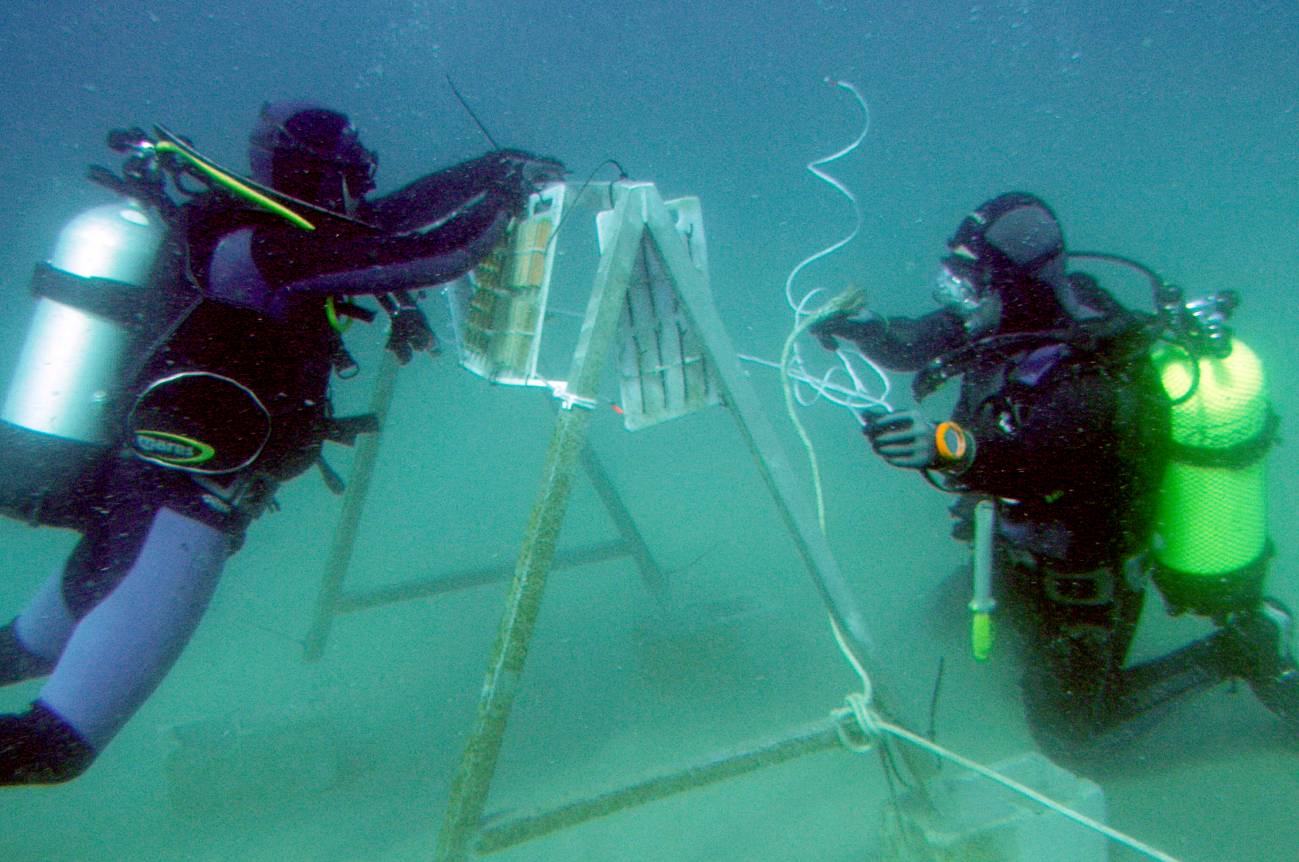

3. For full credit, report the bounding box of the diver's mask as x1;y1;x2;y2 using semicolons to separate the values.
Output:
293;154;376;216
933;261;982;316
934;257;1001;336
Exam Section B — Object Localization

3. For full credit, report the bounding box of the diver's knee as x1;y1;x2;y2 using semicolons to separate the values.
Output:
0;619;57;686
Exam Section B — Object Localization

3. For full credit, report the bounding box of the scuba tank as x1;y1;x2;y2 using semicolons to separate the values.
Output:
1065;255;1275;617
0;200;165;519
1150;333;1272;616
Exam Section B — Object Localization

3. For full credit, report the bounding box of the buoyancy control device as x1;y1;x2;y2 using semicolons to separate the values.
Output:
924;251;1276;649
0;124;441;519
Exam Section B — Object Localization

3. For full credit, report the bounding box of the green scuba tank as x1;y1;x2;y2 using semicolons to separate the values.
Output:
1150;336;1271;614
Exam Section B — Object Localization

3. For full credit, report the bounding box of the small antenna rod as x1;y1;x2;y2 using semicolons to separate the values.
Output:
445;75;501;149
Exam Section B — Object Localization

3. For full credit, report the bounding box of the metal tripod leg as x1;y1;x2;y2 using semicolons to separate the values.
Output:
302;351;401;663
434;405;598;862
302;382;661;663
579;440;667;603
433;187;643;862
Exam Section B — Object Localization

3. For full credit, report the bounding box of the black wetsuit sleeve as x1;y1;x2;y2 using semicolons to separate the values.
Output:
250;151;528;297
831;308;968;371
363;152;521;232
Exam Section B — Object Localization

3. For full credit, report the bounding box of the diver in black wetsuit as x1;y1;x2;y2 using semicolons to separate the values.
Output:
0;101;563;784
813;192;1299;764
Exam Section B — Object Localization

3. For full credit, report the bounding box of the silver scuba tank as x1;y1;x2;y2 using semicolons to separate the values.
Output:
2;200;165;443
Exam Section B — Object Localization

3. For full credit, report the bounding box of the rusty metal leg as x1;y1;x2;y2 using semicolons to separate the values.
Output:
434;186;643;862
302;351;401;663
579;443;667;603
434;394;593;862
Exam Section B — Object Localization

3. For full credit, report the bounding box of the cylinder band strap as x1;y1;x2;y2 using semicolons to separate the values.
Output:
29;263;160;328
1170;409;1278;469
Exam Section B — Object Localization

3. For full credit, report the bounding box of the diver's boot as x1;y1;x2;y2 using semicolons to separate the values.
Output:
1224;598;1299;734
1075;629;1237;757
0;701;96;785
1023;624;1228;765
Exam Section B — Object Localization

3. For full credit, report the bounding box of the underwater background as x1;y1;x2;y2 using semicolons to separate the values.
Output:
0;1;1297;859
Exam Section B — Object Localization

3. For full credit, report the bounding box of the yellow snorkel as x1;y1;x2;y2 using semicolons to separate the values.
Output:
151;129;316;231
155;140;315;231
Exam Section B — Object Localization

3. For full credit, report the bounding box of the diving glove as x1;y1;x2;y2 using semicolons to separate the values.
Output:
497;150;567;193
386;304;437;364
809;308;878;351
377;292;437;365
864;409;939;469
865;410;973;471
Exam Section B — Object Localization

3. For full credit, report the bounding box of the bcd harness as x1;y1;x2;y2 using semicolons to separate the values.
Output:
74;126;436;502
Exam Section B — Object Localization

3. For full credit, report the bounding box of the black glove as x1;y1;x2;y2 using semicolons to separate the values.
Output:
863;409;939;469
810;310;851;350
496;149;567;194
809;308;877;350
385;302;438;365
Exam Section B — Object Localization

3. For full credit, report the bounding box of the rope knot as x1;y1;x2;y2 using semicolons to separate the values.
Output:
834;690;881;753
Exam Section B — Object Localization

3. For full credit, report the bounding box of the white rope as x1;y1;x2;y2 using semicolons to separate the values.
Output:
766;77;895;423
781;79;870;314
838;704;1184;862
